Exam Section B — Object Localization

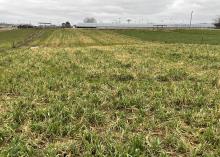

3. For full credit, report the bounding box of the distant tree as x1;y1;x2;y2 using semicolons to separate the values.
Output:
127;19;132;24
214;17;220;29
62;23;66;28
83;17;97;23
61;21;72;28
17;24;34;29
65;21;71;28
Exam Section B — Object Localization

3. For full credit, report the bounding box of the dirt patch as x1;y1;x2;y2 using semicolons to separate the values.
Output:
0;28;15;32
30;46;39;50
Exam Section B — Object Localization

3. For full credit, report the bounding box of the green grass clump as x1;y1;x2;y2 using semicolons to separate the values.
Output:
157;68;188;82
0;29;220;156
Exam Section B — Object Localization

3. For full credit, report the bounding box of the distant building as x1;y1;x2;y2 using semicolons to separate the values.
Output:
0;23;15;28
74;23;214;29
38;23;57;28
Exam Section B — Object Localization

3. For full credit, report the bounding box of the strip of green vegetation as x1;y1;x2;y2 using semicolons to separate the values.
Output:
114;29;220;45
0;29;39;49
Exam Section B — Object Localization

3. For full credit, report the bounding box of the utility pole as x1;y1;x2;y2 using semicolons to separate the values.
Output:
118;18;121;24
127;19;131;24
189;11;194;28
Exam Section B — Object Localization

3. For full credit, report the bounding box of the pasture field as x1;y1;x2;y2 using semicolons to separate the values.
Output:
115;29;220;45
0;29;220;156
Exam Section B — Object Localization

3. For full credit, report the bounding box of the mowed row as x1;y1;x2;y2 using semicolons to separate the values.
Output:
1;29;220;156
27;29;142;47
0;29;142;49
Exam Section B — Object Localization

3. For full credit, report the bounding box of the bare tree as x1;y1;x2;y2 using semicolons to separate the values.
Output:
83;17;97;23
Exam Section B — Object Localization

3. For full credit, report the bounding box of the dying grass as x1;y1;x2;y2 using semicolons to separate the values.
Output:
0;29;220;156
0;28;14;32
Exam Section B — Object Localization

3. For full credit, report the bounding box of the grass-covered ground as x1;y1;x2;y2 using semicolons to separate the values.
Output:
0;29;220;156
0;29;39;49
115;29;220;45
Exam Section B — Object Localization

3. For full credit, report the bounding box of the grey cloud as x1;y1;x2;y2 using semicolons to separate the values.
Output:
0;0;219;24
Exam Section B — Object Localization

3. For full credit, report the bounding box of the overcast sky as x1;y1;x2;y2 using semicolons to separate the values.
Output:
0;0;219;25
